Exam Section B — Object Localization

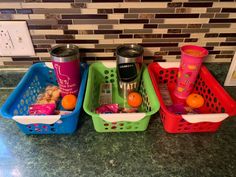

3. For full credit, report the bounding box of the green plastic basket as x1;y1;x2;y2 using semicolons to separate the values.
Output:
83;61;160;132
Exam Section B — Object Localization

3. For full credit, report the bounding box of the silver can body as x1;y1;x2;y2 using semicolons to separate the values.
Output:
116;44;144;98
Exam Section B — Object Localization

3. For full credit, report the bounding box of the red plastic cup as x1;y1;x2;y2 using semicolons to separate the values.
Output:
174;45;208;99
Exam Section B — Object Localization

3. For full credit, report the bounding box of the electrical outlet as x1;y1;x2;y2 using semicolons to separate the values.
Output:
0;21;35;56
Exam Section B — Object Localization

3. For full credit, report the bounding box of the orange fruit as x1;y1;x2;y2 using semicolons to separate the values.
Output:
186;93;204;109
127;92;142;108
61;94;77;110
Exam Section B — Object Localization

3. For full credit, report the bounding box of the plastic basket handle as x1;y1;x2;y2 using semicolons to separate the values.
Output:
182;113;229;123
99;113;146;122
13;115;61;125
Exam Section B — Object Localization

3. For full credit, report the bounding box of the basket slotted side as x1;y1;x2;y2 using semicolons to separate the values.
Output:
148;62;236;133
83;62;160;132
0;63;88;134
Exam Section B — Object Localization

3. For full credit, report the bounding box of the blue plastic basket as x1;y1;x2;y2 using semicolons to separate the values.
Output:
0;62;88;134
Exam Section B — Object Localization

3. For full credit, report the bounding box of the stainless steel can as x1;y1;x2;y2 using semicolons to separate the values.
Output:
116;44;144;97
50;44;80;97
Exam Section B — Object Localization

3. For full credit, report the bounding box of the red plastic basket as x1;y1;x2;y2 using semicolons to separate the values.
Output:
148;62;236;133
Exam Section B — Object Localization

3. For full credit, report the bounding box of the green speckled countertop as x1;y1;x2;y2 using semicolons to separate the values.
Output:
0;63;235;177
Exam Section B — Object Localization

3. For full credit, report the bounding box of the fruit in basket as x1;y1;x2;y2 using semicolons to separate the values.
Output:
61;94;77;110
186;93;204;109
127;92;142;108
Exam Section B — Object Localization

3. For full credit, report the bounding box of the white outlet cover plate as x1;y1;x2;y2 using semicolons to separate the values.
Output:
0;21;35;56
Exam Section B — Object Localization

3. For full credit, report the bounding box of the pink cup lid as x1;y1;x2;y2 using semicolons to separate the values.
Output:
181;45;208;58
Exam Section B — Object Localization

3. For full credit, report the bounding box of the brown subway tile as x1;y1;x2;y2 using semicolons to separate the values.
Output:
4;61;33;66
219;33;236;37
206;42;219;47
73;19;118;24
35;49;48;53
156;14;199;18
64;30;79;34
185;38;198;42
98;25;113;29
139;43;179;47
95;57;116;60
130;8;175;13
204;47;214;51
205;33;219;38
104;34;119;39
28;25;52;29
104;49;116;53
154;51;168;56
78;30;93;34
159;24;187;28
125;0;140;1
144;24;158;28
0;14;11;20
74;0;91;2
226;38;236;41
183;2;213;7
160;47;180;51
188;24;202;28
182;29;209;33
71;3;87;8
215;54;234;58
31;35;45;39
92;0;123;2
12;57;39;61
207;8;221;13
168;51;181;55
98;9;113;14
94;30;122;34
58;20;72;24
33;8;81;14
220;42;236;46
143;38;183;42
149;19;165;24
42;0;73;2
167;29;181;33
62;14;107;19
33;39;56;44
52;25;68;30
222;8;236;13
120;19;149;24
114;8;129;13
45;35;74;39
56;39;99;44
80;49;104;53
200;14;214;18
45;14;60;20
95;44;119;49
124;14;139;18
27;19;58;25
210;19;236;23
141;0;171;1
139;14;155;19
36;45;51;48
202;24;231;28
215;14;229;18
120;34;133;38
208;51;221;55
175;8;188;14
163;34;190;38
134;34;162;38
125;29;153;34
168;3;182;8
221;51;235;55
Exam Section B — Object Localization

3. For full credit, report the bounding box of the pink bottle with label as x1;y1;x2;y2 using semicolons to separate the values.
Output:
174;45;208;99
50;44;80;97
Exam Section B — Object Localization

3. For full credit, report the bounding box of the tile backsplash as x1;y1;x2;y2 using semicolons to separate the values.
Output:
0;0;236;66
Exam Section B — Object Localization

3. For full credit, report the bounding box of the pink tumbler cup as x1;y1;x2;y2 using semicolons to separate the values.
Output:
50;44;80;97
174;45;208;99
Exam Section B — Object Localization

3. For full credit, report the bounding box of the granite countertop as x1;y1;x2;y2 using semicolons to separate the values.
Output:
0;63;236;177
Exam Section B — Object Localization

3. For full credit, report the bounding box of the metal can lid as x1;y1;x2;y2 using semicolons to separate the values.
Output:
50;44;79;62
116;44;143;58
